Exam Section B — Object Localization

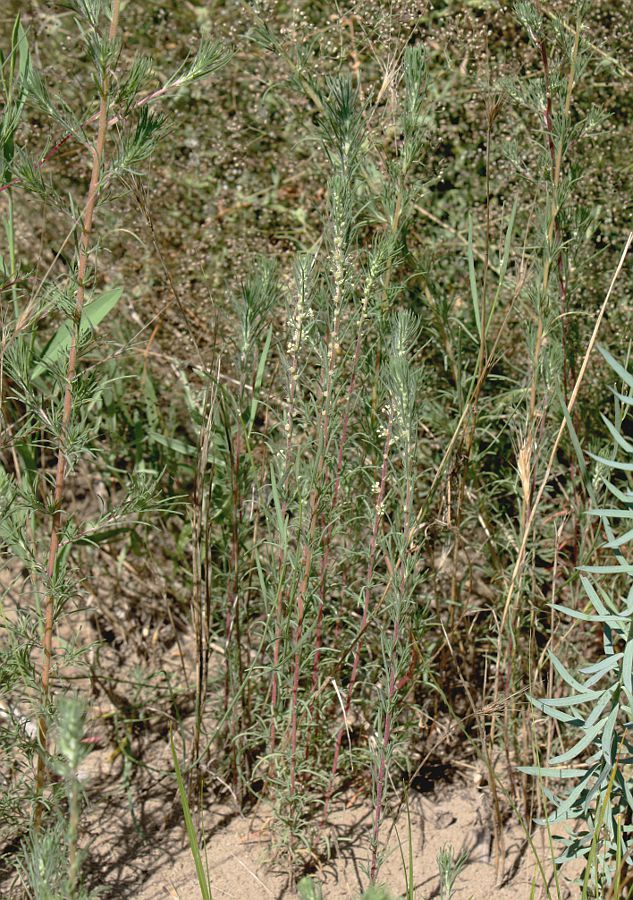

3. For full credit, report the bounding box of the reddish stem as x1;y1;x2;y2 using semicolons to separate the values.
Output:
370;621;398;882
370;469;414;881
34;0;120;825
308;311;366;725
321;423;391;823
1;62;200;197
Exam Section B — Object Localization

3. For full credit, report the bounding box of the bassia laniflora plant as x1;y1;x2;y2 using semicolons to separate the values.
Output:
190;48;437;876
0;0;230;893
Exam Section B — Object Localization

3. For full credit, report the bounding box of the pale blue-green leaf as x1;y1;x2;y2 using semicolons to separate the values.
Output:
602;479;633;505
603;525;633;549
527;695;583;725
585;687;618;725
551;603;622;625
587;452;633;472
590;508;633;520
580;577;610;615
583;748;603;766
579;578;628;621
555;842;592;863
580;564;633;577
599;345;633;392
548;650;586;693
17;21;30;84
612;388;633;408
624;641;633;700
548;719;606;765
517;766;589;778
600;413;633;454
582;761;612;810
539;689;604;708
581;654;622;676
583;657;622;690
615;769;633;811
601;704;619;762
541;786;558;806
542;770;597;823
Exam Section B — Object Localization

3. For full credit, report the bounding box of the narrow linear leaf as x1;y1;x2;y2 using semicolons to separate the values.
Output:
601;704;619;762
548;718;606;766
517;766;590;779
599;345;633;393
467;213;480;340
170;732;212;900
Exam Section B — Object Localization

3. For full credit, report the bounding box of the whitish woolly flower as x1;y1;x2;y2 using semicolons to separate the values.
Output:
286;254;316;362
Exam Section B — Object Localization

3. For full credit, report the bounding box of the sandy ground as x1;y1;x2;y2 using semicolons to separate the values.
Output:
0;574;577;899
76;745;578;900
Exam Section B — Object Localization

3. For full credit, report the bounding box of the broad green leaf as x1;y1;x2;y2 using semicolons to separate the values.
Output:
149;432;197;458
269;464;287;545
72;524;141;546
33;286;123;379
298;877;324;900
486;199;518;334
558;387;591;490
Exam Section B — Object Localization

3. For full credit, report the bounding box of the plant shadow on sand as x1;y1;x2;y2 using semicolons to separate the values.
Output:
76;746;578;899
